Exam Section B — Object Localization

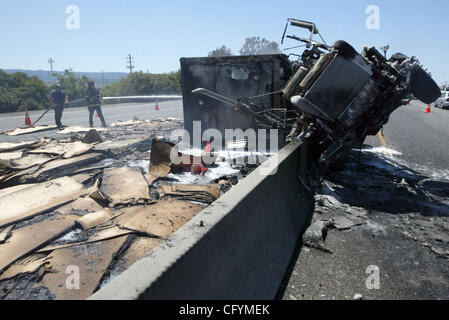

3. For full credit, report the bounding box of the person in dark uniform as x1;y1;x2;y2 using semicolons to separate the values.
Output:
85;80;106;127
50;84;67;130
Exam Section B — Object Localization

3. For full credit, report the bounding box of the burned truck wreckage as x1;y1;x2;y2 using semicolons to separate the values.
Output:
0;18;445;301
183;18;441;169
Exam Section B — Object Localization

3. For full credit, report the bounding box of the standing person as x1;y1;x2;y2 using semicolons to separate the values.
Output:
86;80;106;127
50;84;67;130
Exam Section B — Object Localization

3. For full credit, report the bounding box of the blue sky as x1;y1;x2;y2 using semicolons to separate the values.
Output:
0;0;448;84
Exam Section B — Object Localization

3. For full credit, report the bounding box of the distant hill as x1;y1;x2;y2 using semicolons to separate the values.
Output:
2;69;128;88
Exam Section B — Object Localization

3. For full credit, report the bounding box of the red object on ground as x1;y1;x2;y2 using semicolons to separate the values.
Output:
425;105;432;113
95;111;99;117
191;164;208;175
155;102;160;110
25;109;32;126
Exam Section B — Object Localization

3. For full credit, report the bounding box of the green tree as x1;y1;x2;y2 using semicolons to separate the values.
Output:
208;45;233;57
101;70;181;97
0;69;50;113
239;37;281;55
8;72;28;88
52;68;89;101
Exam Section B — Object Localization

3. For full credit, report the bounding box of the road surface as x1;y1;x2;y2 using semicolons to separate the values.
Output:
365;100;449;172
281;100;449;301
0;100;183;143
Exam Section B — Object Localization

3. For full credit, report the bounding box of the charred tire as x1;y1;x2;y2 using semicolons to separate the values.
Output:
333;40;358;60
410;66;441;104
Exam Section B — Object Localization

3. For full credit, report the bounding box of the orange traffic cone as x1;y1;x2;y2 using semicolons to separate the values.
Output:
25;109;31;126
204;141;211;153
154;101;160;111
425;105;432;113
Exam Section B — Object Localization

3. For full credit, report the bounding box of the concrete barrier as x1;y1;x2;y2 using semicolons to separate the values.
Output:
90;138;315;300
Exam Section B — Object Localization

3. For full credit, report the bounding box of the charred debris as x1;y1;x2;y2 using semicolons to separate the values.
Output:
0;118;259;299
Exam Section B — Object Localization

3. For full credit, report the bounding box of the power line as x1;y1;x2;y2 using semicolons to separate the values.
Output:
126;54;135;74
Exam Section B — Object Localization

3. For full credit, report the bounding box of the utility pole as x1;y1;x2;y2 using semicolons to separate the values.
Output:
126;54;135;74
48;57;55;73
101;70;105;86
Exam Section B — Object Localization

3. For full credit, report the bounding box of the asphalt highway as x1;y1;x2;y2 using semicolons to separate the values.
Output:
0;100;184;143
365;100;449;172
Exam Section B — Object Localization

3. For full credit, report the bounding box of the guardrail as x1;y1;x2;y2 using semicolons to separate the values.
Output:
102;95;182;105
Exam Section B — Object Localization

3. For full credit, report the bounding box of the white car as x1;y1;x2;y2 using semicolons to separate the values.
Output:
434;91;449;109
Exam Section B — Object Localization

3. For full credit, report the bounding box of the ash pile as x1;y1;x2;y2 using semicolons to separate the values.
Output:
282;147;449;300
0;118;261;300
